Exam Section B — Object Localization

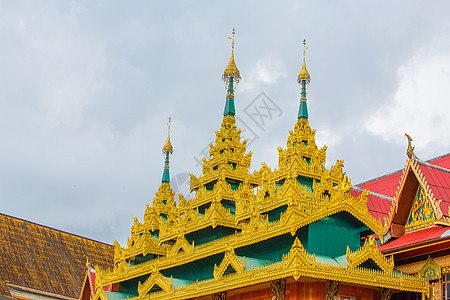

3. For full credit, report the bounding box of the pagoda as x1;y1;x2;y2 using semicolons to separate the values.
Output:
91;32;429;300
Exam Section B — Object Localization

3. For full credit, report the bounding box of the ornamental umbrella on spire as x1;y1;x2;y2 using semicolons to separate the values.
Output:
298;39;311;120
161;117;173;183
222;28;241;117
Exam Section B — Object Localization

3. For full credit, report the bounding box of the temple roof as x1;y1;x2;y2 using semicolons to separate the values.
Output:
357;153;450;198
379;225;450;253
350;186;393;222
0;281;10;297
0;213;114;299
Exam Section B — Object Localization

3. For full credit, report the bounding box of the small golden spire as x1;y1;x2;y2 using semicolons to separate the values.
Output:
163;117;173;154
222;28;241;85
297;39;311;84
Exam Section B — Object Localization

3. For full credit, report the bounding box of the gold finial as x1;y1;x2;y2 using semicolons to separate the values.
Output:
230;28;235;53
163;117;173;154
404;133;415;159
303;39;308;59
297;39;311;84
222;28;241;85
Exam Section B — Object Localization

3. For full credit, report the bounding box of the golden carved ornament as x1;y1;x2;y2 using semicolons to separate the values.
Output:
346;236;394;273
213;243;245;280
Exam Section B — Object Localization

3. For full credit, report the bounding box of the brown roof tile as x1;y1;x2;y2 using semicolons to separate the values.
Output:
0;213;114;299
0;280;11;296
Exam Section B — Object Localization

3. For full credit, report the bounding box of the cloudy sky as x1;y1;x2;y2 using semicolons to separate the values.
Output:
1;1;449;245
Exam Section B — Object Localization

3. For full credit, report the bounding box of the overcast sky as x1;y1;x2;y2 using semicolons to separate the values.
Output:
1;1;449;245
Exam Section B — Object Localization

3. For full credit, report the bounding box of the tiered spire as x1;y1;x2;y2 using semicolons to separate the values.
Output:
222;29;241;117
161;118;173;183
297;39;311;120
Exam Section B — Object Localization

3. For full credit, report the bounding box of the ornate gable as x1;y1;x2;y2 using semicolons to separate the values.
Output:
418;255;441;281
383;156;450;236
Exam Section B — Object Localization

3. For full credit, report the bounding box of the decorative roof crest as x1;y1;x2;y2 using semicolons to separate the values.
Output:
222;28;241;85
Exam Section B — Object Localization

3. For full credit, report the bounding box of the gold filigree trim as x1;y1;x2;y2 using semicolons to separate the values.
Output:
418;255;441;281
213;243;245;280
346;236;394;273
137;268;172;297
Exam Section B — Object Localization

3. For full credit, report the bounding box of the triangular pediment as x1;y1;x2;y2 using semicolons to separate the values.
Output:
385;157;448;237
418;255;441;280
405;184;436;231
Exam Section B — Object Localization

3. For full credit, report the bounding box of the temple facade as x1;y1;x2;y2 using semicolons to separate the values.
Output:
358;152;450;300
88;32;432;300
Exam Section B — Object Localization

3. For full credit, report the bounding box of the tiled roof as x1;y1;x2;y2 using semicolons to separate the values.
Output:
428;152;450;169
416;160;450;217
357;171;403;198
350;187;393;222
379;225;450;253
0;281;10;297
0;213;114;299
356;153;450;198
355;154;450;219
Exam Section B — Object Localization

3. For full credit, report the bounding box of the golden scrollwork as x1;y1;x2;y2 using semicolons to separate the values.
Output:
137;269;172;297
213;243;245;280
346;236;394;273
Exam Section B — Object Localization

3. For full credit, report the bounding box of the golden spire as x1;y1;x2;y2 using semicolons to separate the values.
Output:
162;117;173;154
222;28;241;85
297;39;311;84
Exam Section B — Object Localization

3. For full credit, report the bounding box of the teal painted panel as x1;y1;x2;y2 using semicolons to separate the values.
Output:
235;228;308;262
185;226;235;246
160;253;224;281
226;178;241;190
106;292;133;300
118;274;148;296
134;253;158;264
266;205;287;222
221;199;236;215
298;100;308;119
307;212;361;257
297;175;314;194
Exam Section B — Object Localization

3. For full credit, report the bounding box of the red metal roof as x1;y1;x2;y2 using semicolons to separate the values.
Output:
357;171;402;198
379;225;450;252
354;154;450;221
350;188;393;222
428;153;450;169
356;153;450;198
417;161;450;217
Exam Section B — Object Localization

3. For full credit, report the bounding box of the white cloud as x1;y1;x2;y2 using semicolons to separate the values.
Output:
364;49;450;154
241;56;287;91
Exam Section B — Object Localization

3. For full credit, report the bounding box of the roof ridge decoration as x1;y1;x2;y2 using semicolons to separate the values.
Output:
404;133;415;159
417;158;450;174
418;255;441;281
166;234;194;257
137;267;173;297
103;182;384;285
283;238;316;281
346;236;394;273
350;185;395;202
213;243;245;280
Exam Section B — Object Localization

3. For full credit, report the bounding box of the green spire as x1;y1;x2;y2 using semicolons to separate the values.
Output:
223;77;235;116
161;118;173;183
297;39;311;120
222;28;241;117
